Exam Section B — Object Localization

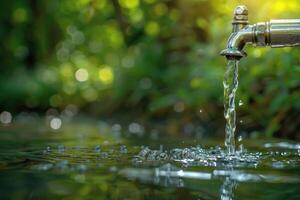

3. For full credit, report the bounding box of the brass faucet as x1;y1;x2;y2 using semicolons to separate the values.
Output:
220;5;300;59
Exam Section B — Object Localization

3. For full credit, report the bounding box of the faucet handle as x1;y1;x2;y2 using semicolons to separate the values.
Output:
234;5;248;15
233;5;248;24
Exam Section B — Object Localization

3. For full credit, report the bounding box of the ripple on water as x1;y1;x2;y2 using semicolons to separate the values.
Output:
26;142;300;175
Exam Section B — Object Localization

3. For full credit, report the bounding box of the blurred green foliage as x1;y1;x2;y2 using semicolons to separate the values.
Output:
0;0;300;138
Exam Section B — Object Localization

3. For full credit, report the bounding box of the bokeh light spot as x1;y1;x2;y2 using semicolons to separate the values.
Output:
0;111;12;124
13;8;28;23
75;68;89;82
98;66;114;85
119;0;139;9
50;117;62;130
154;3;168;16
145;21;160;36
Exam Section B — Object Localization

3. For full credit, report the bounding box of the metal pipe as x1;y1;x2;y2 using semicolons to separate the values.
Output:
220;5;300;59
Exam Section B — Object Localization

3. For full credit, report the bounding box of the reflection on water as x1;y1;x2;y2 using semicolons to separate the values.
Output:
121;162;300;200
220;177;236;200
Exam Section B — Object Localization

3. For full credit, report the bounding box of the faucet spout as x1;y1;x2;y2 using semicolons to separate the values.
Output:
220;5;251;60
220;25;254;59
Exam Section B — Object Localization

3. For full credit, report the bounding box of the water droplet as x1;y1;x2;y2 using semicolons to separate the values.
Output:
238;136;243;142
238;100;243;106
281;152;289;156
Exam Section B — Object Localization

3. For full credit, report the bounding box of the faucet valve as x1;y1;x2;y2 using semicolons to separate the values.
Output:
233;5;248;25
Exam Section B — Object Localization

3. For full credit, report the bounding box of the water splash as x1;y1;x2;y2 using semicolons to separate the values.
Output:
223;59;240;154
134;146;260;168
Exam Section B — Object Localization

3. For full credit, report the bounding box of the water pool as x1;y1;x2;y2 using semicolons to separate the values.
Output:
0;120;299;200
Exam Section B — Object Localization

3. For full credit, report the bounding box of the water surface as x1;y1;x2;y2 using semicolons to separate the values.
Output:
1;120;300;200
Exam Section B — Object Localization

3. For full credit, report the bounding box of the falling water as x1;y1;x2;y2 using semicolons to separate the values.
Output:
223;59;239;154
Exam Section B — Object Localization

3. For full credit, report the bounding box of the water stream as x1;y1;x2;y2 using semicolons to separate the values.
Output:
223;59;240;155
